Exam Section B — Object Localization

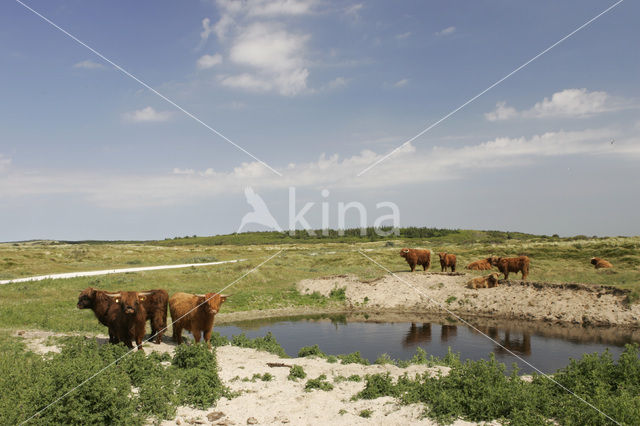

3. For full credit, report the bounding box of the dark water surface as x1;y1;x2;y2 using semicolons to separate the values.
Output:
214;314;640;374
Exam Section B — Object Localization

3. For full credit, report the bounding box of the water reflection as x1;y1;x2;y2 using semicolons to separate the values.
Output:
403;323;432;347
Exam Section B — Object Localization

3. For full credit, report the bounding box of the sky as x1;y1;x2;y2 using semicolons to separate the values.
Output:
1;0;639;241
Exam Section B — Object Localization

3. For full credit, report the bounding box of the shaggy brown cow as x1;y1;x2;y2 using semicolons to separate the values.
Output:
465;258;493;271
591;257;613;269
466;272;500;289
400;248;431;272
490;256;530;280
169;292;228;347
140;289;169;344
437;252;457;272
77;287;120;343
106;291;149;351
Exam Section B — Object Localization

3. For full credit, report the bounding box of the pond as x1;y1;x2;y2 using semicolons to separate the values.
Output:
214;313;640;374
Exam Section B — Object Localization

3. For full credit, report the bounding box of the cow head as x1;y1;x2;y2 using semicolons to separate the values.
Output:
196;293;228;315
107;291;150;315
399;248;410;258
590;257;598;265
438;252;446;260
489;256;500;266
77;287;96;309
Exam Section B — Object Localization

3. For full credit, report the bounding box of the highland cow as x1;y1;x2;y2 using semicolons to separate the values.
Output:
591;257;613;269
465;258;493;271
140;289;169;344
169;292;228;347
77;287;120;344
466;272;500;289
106;291;149;351
400;248;431;272
491;256;530;280
437;252;457;272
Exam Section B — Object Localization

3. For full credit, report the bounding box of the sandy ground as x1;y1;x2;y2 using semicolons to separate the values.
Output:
297;273;640;328
16;330;492;426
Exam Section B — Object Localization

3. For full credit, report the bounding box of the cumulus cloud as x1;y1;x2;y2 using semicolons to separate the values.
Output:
220;73;273;92
486;89;630;121
196;53;223;69
3;128;637;208
436;26;456;36
393;78;409;88
73;60;104;69
123;106;173;123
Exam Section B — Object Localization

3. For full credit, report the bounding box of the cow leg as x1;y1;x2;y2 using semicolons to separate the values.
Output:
451;264;456;273
173;324;183;344
410;263;416;272
193;329;202;344
504;271;509;280
204;329;212;349
152;315;163;344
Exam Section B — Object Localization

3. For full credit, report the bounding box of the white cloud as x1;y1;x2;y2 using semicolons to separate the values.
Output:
393;78;409;88
220;73;273;92
395;32;411;40
225;22;311;95
484;101;518;121
197;53;223;69
486;89;630;121
3;128;636;208
436;26;456;36
325;77;348;90
123;106;173;123
345;3;363;15
73;60;104;69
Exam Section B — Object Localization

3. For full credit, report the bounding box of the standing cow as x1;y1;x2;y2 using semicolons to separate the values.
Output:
437;252;457;272
140;289;169;344
490;256;530;280
400;248;431;272
169;292;228;347
106;291;149;351
77;287;120;344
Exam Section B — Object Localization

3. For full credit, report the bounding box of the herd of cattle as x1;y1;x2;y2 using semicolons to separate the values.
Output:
77;288;227;350
399;248;613;289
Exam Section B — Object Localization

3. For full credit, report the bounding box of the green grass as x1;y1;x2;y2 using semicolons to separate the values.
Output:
1;231;639;334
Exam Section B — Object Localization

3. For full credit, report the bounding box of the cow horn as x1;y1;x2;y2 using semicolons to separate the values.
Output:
138;292;152;296
195;294;206;297
106;293;121;298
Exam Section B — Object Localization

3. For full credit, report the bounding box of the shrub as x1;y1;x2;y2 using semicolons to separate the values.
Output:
298;344;326;358
231;332;288;357
359;409;373;418
329;287;346;301
374;353;395;365
338;351;369;365
288;365;307;381
305;374;334;392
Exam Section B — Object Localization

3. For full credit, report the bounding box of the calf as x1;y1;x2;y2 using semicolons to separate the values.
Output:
106;291;149;351
491;256;530;280
169;292;228;347
467;273;500;289
437;252;457;272
591;257;613;269
77;287;120;344
465;258;493;271
400;248;431;272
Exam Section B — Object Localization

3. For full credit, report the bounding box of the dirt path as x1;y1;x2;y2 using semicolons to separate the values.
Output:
0;259;246;285
297;273;640;328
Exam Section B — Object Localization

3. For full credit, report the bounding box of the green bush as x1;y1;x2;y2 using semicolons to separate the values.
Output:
298;344;326;358
305;374;334;392
338;351;369;365
288;365;307;381
231;332;288;357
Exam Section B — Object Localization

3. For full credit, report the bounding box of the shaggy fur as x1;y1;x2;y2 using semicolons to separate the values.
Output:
467;273;500;289
491;256;530;280
437;252;457;272
107;291;148;350
77;287;121;344
465;258;493;271
140;289;169;344
399;248;431;272
591;257;613;269
169;292;228;347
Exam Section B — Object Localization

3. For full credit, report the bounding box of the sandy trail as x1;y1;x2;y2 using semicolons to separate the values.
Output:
297;273;640;328
17;330;488;426
0;259;246;285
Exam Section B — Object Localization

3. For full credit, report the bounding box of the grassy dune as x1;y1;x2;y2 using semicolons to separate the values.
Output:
1;230;639;333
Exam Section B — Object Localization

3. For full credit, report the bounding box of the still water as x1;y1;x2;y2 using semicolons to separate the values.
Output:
214;314;639;374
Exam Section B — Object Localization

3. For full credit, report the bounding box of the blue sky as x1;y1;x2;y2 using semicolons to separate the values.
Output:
1;0;639;240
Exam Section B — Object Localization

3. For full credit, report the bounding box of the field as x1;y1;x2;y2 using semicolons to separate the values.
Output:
1;229;639;424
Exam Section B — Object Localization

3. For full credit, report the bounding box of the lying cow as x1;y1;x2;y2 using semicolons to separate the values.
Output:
169;292;228;347
491;256;530;280
105;291;150;351
465;258;493;271
467;272;500;289
591;257;613;269
438;252;457;272
400;248;431;272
